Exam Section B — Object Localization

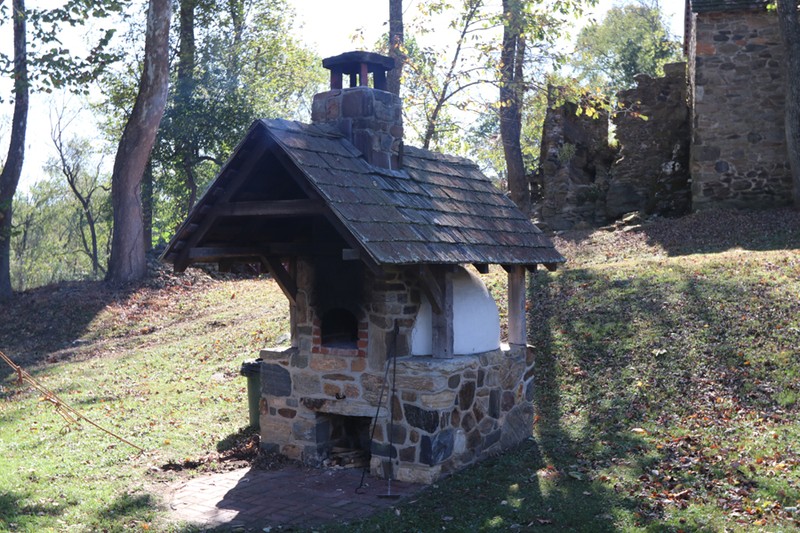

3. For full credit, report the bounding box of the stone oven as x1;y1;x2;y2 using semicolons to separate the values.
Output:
162;51;565;484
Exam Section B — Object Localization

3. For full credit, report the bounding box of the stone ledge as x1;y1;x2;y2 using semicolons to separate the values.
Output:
261;346;295;360
300;396;387;418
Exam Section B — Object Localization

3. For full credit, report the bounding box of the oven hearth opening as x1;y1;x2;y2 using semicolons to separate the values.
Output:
317;414;372;468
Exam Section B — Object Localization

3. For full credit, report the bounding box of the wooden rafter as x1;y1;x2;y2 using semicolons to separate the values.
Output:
173;135;272;271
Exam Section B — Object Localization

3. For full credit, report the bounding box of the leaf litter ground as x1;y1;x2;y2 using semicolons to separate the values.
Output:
2;208;800;532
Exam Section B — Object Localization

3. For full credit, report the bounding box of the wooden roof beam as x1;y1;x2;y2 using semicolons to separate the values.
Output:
172;134;271;271
212;199;325;218
188;243;343;261
189;247;263;261
472;263;489;274
261;256;298;305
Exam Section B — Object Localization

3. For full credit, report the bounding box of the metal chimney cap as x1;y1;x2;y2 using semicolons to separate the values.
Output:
322;51;396;73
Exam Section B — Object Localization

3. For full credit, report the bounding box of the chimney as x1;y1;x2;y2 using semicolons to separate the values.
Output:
311;51;403;170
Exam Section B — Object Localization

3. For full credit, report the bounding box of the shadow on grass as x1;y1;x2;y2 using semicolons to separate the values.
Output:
87;492;161;531
556;207;800;258
0;490;66;529
524;258;800;529
0;280;133;383
216;425;259;454
103;492;157;517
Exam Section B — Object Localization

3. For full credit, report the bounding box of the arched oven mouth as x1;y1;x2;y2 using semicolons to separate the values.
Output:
320;307;359;349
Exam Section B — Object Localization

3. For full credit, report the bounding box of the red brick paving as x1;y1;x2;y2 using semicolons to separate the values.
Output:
165;465;423;530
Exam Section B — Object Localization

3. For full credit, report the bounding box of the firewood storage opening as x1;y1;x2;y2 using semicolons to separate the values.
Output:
317;413;372;468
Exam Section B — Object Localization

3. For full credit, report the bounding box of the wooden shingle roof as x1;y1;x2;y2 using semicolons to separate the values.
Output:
162;118;564;271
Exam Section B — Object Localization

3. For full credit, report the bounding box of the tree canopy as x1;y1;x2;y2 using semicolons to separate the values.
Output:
570;0;681;95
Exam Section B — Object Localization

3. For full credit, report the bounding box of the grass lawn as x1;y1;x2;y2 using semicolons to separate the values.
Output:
2;208;800;531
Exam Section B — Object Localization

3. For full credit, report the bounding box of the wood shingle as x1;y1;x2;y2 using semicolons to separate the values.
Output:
162;117;564;271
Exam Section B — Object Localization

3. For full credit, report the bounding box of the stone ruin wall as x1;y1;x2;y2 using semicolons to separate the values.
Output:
690;10;791;209
535;92;613;231
538;8;793;229
610;62;692;219
537;63;691;230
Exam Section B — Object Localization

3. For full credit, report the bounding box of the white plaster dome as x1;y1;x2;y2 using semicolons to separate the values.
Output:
411;266;501;356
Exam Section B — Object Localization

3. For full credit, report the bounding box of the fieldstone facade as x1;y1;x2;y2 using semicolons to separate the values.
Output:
536;3;791;225
536;63;691;229
312;87;403;170
688;6;792;208
535;92;612;230
258;260;535;484
609;62;691;218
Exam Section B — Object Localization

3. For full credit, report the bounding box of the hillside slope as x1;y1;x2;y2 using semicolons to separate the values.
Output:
1;207;799;532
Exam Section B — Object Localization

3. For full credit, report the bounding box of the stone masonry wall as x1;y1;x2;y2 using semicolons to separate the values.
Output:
537;64;691;229
368;346;534;484
312;87;403;170
691;10;791;208
609;62;691;218
258;261;536;484
258;263;420;464
536;94;612;231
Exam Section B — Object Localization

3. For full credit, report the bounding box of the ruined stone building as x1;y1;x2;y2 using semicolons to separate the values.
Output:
536;0;791;230
687;0;790;209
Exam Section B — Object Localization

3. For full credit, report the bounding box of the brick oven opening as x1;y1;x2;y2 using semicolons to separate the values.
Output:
320;308;358;348
317;413;372;468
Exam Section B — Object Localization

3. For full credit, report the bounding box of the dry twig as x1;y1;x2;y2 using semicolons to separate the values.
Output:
1;350;145;453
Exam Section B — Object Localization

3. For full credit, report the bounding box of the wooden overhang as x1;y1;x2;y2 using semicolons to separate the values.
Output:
161;118;565;276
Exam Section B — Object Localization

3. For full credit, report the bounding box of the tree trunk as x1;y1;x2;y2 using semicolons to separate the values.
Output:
228;0;245;74
142;159;153;251
388;0;404;96
106;0;171;285
777;0;800;209
0;0;29;301
499;0;530;214
177;0;198;213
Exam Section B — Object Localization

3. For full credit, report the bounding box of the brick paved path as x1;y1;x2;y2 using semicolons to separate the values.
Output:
165;465;423;531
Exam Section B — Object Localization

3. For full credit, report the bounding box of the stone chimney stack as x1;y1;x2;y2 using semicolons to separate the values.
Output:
311;51;403;170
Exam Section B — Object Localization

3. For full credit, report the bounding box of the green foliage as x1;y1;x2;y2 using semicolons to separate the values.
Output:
465;87;549;182
96;0;326;246
569;0;681;96
382;0;492;152
386;0;580;181
150;0;325;239
10;142;112;291
0;0;123;99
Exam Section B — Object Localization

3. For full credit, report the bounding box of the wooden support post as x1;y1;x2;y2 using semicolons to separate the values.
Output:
430;266;454;359
507;265;527;346
418;265;443;314
330;69;343;90
288;259;298;348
